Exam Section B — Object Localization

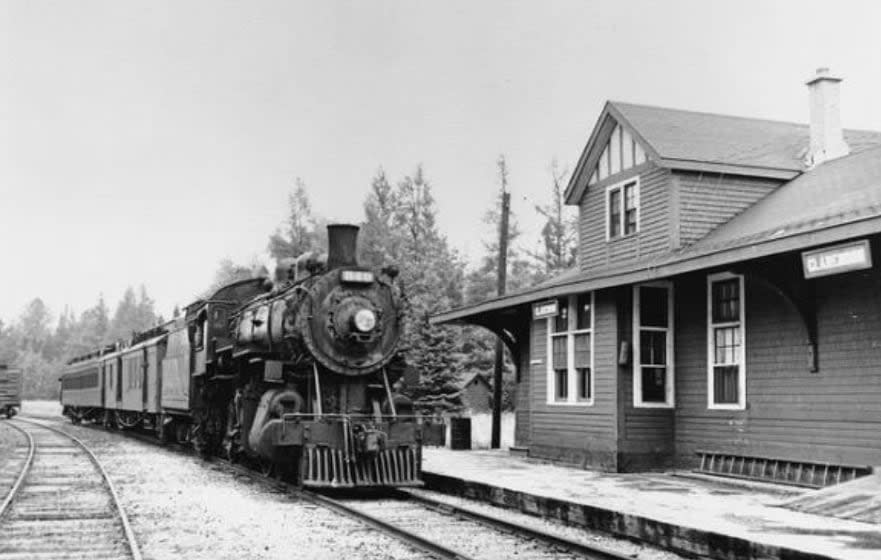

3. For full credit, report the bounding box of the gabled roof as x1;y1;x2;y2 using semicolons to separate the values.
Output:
565;101;881;204
435;146;881;325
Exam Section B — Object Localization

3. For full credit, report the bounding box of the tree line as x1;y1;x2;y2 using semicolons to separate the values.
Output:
252;159;577;412
0;157;577;409
0;287;160;398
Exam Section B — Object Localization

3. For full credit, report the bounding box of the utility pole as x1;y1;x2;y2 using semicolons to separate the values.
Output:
492;155;510;449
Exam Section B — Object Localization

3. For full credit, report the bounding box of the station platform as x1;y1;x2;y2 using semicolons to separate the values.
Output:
422;448;881;560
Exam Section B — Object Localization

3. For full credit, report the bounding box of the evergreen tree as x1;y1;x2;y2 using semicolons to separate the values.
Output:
358;165;466;412
459;155;540;410
109;287;140;341
0;319;18;365
533;159;578;275
67;295;110;356
360;168;400;267
18;298;52;355
47;306;76;361
267;178;327;260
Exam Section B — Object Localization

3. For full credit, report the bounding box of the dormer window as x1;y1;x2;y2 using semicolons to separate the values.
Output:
606;177;640;240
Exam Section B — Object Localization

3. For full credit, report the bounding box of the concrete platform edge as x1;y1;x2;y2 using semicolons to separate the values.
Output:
423;472;834;560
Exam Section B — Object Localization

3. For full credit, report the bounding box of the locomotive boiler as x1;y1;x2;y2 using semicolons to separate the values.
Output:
210;224;421;487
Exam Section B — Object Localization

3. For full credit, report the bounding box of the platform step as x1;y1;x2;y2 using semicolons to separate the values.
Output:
695;450;871;488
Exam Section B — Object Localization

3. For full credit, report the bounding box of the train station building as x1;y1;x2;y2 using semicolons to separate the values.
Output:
433;69;881;484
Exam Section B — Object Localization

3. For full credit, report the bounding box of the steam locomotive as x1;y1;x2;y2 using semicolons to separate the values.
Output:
60;225;422;487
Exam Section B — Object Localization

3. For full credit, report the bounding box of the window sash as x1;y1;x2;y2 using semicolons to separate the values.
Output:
707;274;745;409
633;283;673;407
547;293;594;405
609;189;622;238
577;367;591;401
607;178;639;240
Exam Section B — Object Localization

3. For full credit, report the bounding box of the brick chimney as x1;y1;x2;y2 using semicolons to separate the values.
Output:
805;67;849;166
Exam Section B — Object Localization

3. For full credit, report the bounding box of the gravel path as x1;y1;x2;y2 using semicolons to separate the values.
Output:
33;419;428;560
0;421;27;497
405;488;687;560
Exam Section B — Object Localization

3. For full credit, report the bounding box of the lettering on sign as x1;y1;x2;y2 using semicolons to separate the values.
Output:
802;240;872;278
532;300;558;319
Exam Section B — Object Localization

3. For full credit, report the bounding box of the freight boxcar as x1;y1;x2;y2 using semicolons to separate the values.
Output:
0;365;23;418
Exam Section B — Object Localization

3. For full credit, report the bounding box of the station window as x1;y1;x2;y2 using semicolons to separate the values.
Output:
707;273;746;410
633;283;674;407
606;178;639;240
547;293;594;405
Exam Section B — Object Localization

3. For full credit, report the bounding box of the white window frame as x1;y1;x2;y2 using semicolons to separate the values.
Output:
632;282;675;408
546;292;595;406
605;176;640;241
706;272;746;410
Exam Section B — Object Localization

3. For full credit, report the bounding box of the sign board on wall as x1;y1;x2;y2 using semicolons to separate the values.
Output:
532;300;558;319
802;240;872;279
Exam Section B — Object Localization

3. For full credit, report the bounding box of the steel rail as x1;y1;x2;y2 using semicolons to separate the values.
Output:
59;419;650;560
48;420;469;560
12;417;144;560
394;489;635;560
0;421;35;519
298;488;474;560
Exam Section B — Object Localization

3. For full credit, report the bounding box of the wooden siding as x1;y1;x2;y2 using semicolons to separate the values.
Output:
579;164;671;273
528;290;619;469
674;264;881;468
616;287;675;470
675;171;781;247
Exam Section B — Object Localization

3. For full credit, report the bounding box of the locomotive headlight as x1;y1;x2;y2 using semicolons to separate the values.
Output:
353;309;377;332
341;270;375;283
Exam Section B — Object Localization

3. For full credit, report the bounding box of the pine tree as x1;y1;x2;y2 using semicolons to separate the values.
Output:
18;298;52;355
67;295;110;356
533;160;578;275
359;165;466;412
360;168;400;267
267;178;327;260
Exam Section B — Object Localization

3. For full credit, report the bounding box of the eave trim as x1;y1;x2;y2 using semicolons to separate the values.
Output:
431;214;881;325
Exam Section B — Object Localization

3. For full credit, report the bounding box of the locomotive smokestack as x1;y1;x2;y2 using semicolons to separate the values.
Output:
327;224;359;269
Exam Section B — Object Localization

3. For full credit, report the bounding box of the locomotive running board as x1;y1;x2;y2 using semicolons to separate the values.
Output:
302;445;423;488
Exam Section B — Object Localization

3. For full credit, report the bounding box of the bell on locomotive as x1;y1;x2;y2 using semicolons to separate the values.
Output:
224;224;421;488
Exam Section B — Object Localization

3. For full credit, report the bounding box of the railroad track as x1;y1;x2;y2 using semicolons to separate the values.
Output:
0;418;142;560
38;417;636;560
323;489;632;560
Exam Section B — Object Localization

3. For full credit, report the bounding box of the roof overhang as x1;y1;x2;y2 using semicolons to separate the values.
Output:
432;213;881;325
658;159;799;180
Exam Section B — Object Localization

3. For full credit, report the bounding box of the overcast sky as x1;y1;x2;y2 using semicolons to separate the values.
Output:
2;0;881;324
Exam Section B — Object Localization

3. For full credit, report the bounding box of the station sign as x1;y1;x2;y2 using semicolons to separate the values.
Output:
802;239;872;279
532;300;558;319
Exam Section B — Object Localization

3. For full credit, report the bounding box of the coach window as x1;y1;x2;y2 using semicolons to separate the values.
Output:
707;272;746;410
547;293;594;405
633;283;674;407
606;177;639;240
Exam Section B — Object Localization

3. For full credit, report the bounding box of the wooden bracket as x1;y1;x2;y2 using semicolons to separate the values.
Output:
742;271;818;372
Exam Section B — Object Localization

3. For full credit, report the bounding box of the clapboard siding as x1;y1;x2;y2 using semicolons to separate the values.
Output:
674;265;881;468
527;290;620;469
675;171;781;247
579;164;671;272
